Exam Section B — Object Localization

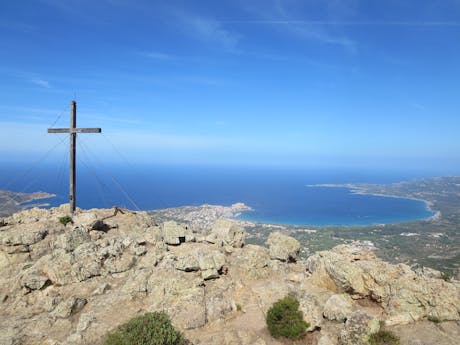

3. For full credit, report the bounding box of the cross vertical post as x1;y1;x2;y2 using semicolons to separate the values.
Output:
70;100;76;215
48;101;102;216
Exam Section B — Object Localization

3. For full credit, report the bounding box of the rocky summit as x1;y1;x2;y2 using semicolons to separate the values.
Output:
0;206;459;345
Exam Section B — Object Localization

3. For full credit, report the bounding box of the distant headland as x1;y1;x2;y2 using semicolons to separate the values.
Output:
0;190;55;217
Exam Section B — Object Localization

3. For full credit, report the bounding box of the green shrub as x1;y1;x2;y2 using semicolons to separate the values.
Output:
236;304;242;311
103;312;186;345
266;295;309;340
440;272;452;282
59;216;72;225
369;329;400;345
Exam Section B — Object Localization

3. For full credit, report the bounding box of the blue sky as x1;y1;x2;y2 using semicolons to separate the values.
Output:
1;0;459;171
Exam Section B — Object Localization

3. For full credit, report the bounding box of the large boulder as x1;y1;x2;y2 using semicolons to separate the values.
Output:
175;252;200;272
323;294;353;322
175;246;226;280
299;293;324;331
72;212;98;228
306;245;460;325
231;244;271;279
208;219;245;248
146;270;207;330
196;249;226;280
161;221;194;245
339;310;380;345
266;232;300;262
1;223;48;247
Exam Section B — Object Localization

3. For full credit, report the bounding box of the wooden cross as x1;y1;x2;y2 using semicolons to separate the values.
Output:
48;101;101;215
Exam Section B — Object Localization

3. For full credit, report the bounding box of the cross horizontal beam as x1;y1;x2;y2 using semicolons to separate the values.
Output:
48;128;102;133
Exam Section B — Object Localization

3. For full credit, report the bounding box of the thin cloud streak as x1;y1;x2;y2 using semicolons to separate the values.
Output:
169;9;240;52
188;17;239;51
142;52;173;60
237;1;356;51
225;20;460;27
29;79;51;88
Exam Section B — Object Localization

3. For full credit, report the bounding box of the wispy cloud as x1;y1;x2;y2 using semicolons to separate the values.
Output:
170;9;240;52
189;17;239;51
29;79;51;88
237;0;357;51
291;24;355;51
2;69;55;90
142;52;173;60
227;20;460;27
179;76;224;86
409;102;428;111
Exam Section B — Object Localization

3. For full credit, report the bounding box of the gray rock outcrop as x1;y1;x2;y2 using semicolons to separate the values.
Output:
207;218;245;248
174;245;226;280
323;294;354;322
339;311;380;345
0;206;459;345
161;220;194;245
306;245;460;325
266;232;300;262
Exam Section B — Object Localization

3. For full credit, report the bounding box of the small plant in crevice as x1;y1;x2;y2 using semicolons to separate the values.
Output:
59;216;72;226
369;329;400;345
427;315;441;323
440;272;452;282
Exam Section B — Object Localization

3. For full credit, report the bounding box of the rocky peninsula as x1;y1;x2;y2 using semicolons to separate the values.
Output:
1;205;459;344
0;190;55;217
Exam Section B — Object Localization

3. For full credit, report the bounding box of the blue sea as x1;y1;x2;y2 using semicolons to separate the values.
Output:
0;162;435;226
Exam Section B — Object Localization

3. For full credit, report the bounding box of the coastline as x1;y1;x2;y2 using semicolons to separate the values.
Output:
350;191;440;222
305;184;440;222
0;190;56;217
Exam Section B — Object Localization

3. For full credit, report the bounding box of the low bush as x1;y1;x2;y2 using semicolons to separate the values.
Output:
103;312;187;345
369;329;400;345
266;295;309;340
59;216;72;225
440;272;452;282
